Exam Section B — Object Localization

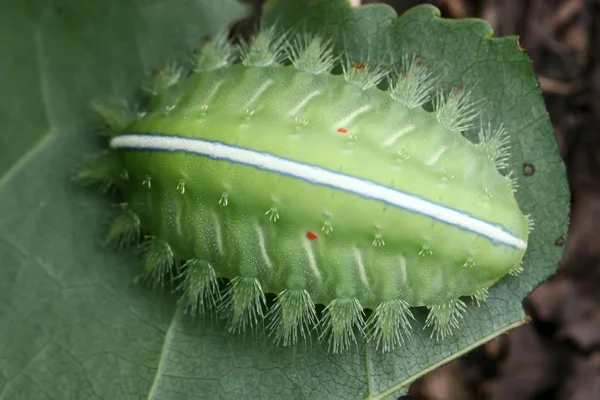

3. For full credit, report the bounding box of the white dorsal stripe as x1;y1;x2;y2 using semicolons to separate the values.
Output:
110;133;526;250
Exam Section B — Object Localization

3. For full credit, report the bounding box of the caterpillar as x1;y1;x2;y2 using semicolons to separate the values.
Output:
78;26;531;354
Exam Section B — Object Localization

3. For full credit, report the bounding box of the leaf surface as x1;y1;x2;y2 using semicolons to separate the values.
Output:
0;1;249;399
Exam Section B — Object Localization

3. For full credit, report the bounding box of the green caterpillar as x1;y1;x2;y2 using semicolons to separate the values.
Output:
79;27;532;353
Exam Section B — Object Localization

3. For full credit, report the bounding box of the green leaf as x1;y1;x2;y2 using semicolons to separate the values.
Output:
0;2;569;400
0;1;250;399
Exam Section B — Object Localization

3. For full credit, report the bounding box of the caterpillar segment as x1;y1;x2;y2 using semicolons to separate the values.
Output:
221;276;267;335
195;29;237;72
81;28;530;353
76;150;122;193
139;238;175;288
342;58;388;91
266;289;317;347
424;299;468;341
390;54;438;109
366;299;414;352
178;259;221;316
509;261;526;277
471;287;489;306
318;298;366;354
105;203;141;249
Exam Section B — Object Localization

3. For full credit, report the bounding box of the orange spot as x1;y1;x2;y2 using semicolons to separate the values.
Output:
351;60;367;70
306;231;318;241
337;128;348;134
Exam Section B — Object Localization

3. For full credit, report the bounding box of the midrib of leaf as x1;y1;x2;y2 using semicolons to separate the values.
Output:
33;16;55;132
0;334;54;400
364;347;374;397
0;134;57;191
0;24;58;191
146;305;182;400
365;318;528;400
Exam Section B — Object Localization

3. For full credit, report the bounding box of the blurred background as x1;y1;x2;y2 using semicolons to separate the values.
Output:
238;1;597;399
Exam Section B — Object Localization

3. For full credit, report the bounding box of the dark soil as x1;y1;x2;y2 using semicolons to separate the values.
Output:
236;1;598;399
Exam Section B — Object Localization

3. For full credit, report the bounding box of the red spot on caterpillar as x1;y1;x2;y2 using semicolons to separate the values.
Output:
306;231;318;240
337;128;348;134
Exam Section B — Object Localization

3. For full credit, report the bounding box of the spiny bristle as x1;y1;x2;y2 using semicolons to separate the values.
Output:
509;261;525;276
139;238;175;287
318;298;365;354
471;288;489;306
366;299;414;352
287;33;337;75
221;276;267;334
264;207;279;221
435;87;482;133
342;58;388;90
142;174;152;189
75;151;120;193
240;26;287;67
478;122;511;170
390;54;436;108
195;30;237;71
105;203;140;249
266;289;317;347
505;170;519;194
91;98;137;133
178;259;220;316
144;61;185;96
526;214;535;233
424;298;467;341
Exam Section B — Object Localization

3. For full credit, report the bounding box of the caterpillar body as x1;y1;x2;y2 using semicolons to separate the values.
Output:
80;27;531;353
